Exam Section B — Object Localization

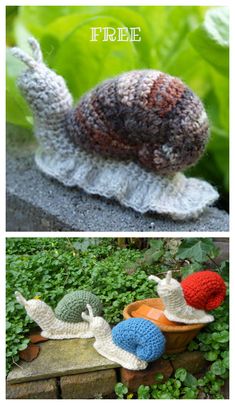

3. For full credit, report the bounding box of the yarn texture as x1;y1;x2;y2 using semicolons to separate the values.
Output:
181;270;226;311
112;318;165;361
15;291;98;339
149;271;218;324
55;291;102;323
68;70;209;175
12;38;219;220
81;305;165;370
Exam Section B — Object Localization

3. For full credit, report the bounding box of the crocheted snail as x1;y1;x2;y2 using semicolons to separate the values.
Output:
81;304;165;370
11;38;219;220
15;290;102;339
148;270;226;324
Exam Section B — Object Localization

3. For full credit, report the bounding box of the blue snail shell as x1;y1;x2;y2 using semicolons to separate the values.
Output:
112;318;165;361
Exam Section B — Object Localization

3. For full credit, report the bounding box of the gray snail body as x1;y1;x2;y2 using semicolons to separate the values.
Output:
15;290;102;339
81;304;165;370
11;38;219;220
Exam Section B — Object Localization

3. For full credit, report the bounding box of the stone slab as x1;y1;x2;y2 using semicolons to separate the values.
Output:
120;359;173;391
6;378;58;399
61;369;117;399
7;338;119;384
6;125;229;232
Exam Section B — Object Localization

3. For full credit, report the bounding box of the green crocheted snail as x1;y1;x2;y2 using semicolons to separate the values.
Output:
15;290;102;339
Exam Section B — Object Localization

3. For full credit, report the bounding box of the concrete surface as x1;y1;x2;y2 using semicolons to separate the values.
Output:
6;125;229;231
7;338;119;384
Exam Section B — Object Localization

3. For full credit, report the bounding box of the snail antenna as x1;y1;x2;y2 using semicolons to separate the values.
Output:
15;291;27;306
11;46;37;69
166;271;172;284
86;304;94;318
28;37;43;63
11;37;42;69
81;304;94;322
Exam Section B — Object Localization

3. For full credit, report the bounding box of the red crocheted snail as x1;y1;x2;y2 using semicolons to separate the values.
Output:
149;270;226;324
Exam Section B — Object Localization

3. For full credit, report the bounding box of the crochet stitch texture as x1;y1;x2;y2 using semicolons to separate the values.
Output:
181;270;226;311
55;291;102;323
112;318;165;361
68;71;209;175
81;305;165;370
149;271;220;324
12;38;219;220
15;291;98;339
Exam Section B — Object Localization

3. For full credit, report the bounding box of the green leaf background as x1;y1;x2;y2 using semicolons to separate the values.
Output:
6;6;229;209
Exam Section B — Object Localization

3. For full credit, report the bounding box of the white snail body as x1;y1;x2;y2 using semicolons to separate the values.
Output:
15;290;102;339
10;38;219;221
81;304;165;370
148;270;226;324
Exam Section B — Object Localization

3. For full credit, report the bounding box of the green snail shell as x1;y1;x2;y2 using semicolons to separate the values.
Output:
54;290;102;323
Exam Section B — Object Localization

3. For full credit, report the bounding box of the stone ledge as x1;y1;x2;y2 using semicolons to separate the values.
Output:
7;338;119;384
6;125;229;231
6;339;212;399
6;378;58;399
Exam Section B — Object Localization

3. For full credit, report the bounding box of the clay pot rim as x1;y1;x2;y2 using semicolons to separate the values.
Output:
123;298;205;332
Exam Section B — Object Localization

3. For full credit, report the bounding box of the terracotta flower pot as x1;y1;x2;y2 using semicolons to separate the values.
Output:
123;298;205;354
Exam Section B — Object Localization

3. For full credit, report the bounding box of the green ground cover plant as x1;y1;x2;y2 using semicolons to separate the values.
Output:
6;6;229;209
6;238;229;399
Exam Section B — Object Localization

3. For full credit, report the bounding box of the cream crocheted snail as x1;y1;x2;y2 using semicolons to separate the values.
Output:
81;304;165;370
148;270;226;324
11;37;219;220
15;290;102;339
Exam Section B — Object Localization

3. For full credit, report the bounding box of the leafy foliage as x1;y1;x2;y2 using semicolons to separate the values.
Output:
187;259;229;391
126;237;222;279
115;364;227;399
115;382;128;399
6;6;229;208
176;238;219;262
189;7;229;76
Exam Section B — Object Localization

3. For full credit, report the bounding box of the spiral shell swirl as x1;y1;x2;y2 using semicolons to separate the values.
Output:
67;70;209;175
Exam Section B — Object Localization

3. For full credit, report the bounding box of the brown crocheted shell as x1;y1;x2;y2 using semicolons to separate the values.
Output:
67;70;209;175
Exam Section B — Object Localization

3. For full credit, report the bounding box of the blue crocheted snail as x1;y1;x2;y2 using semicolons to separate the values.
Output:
82;304;165;370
